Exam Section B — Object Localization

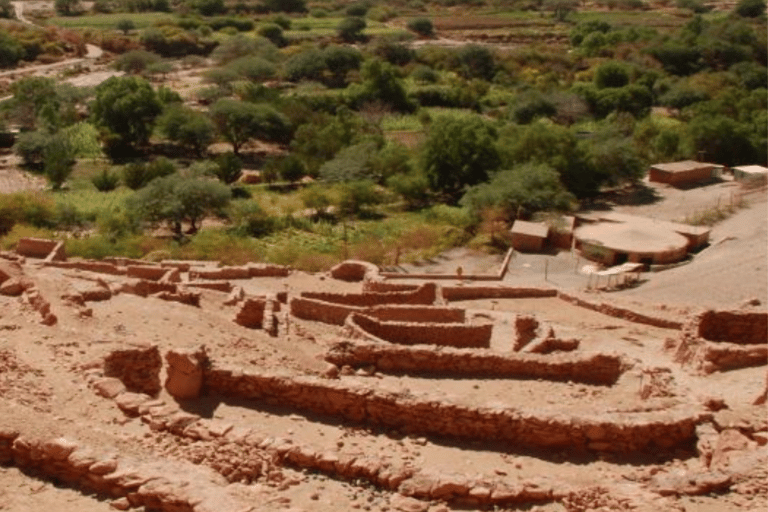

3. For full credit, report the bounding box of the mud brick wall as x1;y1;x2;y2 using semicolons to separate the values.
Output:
0;430;245;512
347;313;493;349
291;296;364;325
442;286;557;302
234;298;266;328
187;280;233;292
363;281;420;293
700;343;767;372
161;260;219;272
46;260;127;276
696;310;768;345
367;305;465;323
119;279;178;297
302;283;437;307
325;340;624;385
557;292;683;330
15;237;59;259
247;263;290;277
190;266;250;280
103;344;162;396
203;365;707;455
126;264;167;281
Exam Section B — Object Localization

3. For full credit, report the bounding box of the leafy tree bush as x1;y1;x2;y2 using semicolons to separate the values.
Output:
301;186;332;218
511;91;557;124
55;0;81;15
228;200;278;237
350;59;413;112
735;0;766;17
210;99;290;154
122;157;176;189
227;56;277;82
373;39;414;65
114;17;136;34
14;130;50;167
593;61;630;88
461;163;575;218
284;48;326;82
323;45;363;86
456;44;495;81
261;0;306;13
686;114;758;166
407;18;434;37
411;65;439;83
290;110;363;174
92;169;121;191
113;50;161;74
208;17;255;32
0;192;57;235
569;20;611;46
336;180;380;217
214;152;242;184
278;155;306;183
387;170;430;210
127;173;231;236
43;134;75;190
0;31;24;68
157;105;215;156
337;16;367;43
346;3;368;16
211;35;278;64
193;0;225;16
257;23;286;46
676;0;711;13
319;141;380;182
421;113;500;203
0;0;14;18
649;44;703;76
91;76;162;150
585;135;646;186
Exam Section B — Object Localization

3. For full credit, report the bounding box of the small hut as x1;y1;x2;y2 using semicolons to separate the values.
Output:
649;161;720;187
510;220;549;252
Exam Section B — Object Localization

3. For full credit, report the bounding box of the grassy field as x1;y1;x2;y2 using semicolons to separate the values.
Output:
46;13;175;30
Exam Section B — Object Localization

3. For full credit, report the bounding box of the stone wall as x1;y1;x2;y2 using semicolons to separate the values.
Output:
290;296;363;325
302;283;438;307
557;291;683;330
443;286;558;302
203;364;707;456
362;281;420;293
367;305;465;323
46;260;127;275
330;260;379;282
325;339;624;385
126;264;168;281
190;265;250;280
102;343;162;396
346;313;493;349
696;310;767;345
0;429;246;512
15;237;62;260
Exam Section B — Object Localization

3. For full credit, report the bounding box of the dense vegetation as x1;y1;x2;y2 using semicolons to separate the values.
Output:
0;0;765;268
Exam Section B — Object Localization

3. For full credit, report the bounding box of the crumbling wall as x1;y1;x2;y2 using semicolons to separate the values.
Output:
186;280;232;292
15;237;63;260
102;343;162;396
302;282;438;307
204;364;707;455
0;430;246;512
325;339;623;385
362;281;420;293
672;310;768;373
696;310;767;345
190;265;250;280
443;286;557;302
126;264;167;281
347;313;492;349
557;291;683;330
514;315;540;351
367;305;465;323
46;260;127;275
291;296;364;325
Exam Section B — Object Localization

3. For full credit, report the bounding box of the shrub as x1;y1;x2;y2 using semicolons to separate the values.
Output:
346;3;368;16
227;56;277;81
214;152;242;184
43;134;75;190
0;192;56;235
113;50;162;74
411;65;439;83
593;61;630;88
735;0;766;17
257;23;286;46
0;31;24;68
117;19;136;35
91;169;121;191
407;17;434;37
14;130;50;167
337;17;367;43
229;200;278;237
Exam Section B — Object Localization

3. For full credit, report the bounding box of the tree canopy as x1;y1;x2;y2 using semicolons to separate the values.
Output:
90;76;162;151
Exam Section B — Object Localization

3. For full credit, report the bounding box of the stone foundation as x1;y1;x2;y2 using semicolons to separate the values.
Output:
102;343;162;396
557;291;683;330
302;283;438;307
325;339;624;385
443;286;557;302
345;313;493;349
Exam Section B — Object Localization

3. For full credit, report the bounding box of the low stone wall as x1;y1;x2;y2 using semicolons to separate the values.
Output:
346;313;493;349
247;263;291;277
186;280;232;292
46;260;127;276
367;305;465;323
102;343;162;396
302;283;438;307
119;279;178;298
15;237;63;260
325;339;624;385
557;291;683;330
126;264;167;281
204;364;707;455
190;266;250;280
160;259;219;272
0;429;246;512
362;281;420;293
290;296;363;325
699;343;767;372
696;310;767;345
443;286;558;302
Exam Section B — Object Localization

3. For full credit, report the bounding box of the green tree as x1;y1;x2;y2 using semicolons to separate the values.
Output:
209;98;290;155
407;18;434;37
13;130;50;167
319;141;380;182
0;0;15;19
113;50;161;74
337;180;380;217
261;0;306;12
0;31;24;68
127;173;231;236
456;44;495;81
55;0;81;15
421;114;500;203
43;134;76;190
157;105;215;156
117;18;136;34
351;59;413;112
461;163;575;218
735;0;766;17
323;45;362;86
593;61;630;88
686;114;758;166
257;23;286;47
193;0;224;16
337;16;366;43
284;48;326;82
214;152;243;184
90;76;162;150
